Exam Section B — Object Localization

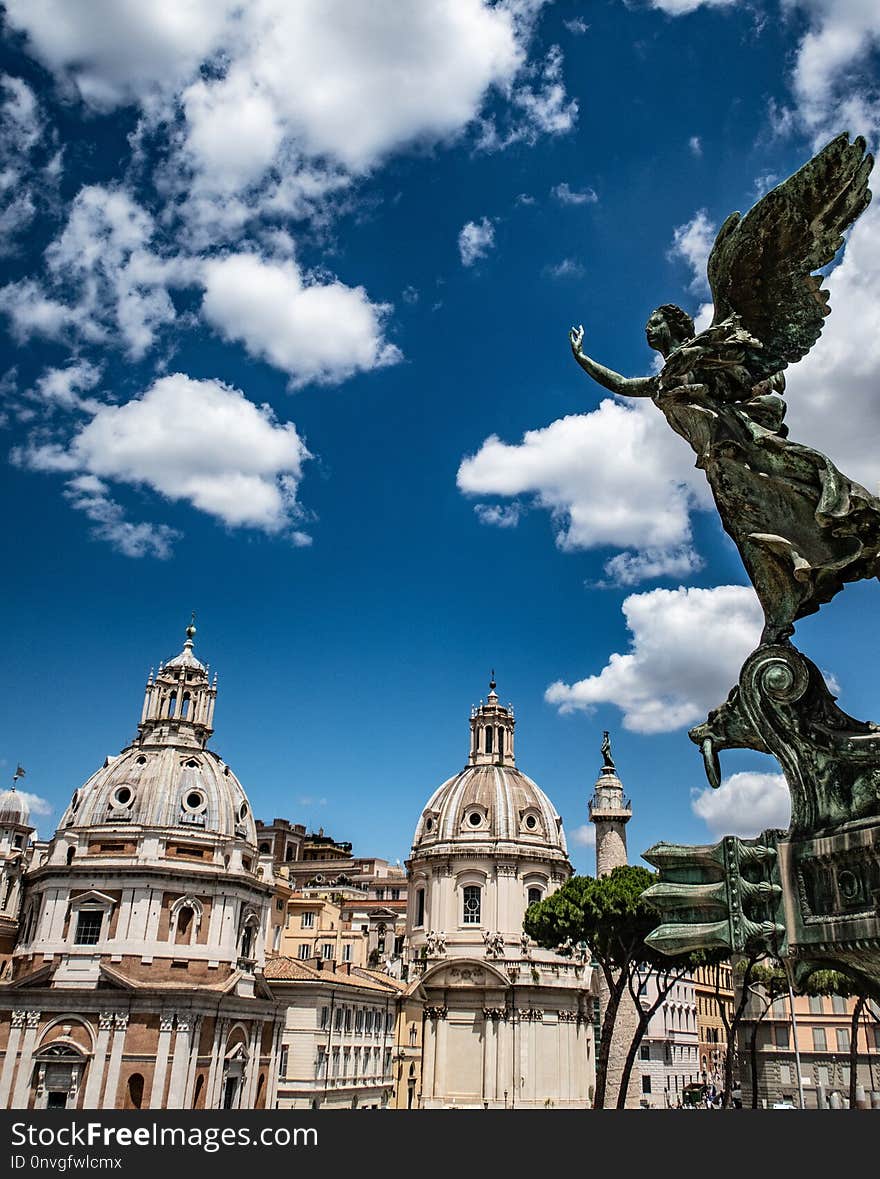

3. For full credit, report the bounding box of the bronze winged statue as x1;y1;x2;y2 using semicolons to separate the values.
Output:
569;133;876;644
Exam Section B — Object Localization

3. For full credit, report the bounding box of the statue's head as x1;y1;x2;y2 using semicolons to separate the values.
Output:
645;304;695;356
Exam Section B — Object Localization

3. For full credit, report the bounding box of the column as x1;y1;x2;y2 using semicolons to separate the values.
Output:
11;1010;41;1108
242;1022;261;1108
266;1021;283;1110
102;1015;129;1109
183;1017;202;1110
149;1013;175;1108
82;1013;114;1107
421;1016;436;1104
206;1019;228;1109
0;1010;25;1106
166;1016;192;1108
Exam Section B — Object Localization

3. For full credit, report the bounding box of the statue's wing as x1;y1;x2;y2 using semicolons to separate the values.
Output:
707;133;873;380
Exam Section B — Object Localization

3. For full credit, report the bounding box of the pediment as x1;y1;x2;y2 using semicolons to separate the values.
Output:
71;890;117;908
420;957;511;989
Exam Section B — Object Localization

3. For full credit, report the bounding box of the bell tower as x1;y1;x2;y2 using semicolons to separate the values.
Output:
138;616;217;750
468;674;516;767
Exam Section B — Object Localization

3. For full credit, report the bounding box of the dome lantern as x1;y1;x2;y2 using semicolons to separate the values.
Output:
138;614;217;750
468;672;516;768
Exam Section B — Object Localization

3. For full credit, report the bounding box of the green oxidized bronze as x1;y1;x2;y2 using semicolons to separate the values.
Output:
569;133;880;992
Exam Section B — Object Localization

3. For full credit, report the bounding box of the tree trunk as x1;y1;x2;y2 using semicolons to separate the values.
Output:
617;967;686;1109
720;955;757;1108
849;994;867;1110
749;1020;760;1109
594;965;627;1110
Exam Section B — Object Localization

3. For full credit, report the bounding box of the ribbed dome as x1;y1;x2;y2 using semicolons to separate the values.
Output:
0;787;30;825
413;763;567;857
59;744;257;845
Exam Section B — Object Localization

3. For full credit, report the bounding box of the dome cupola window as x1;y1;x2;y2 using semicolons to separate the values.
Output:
462;885;481;925
520;808;543;836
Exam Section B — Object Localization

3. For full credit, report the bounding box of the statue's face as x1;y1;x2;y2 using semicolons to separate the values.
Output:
645;310;671;354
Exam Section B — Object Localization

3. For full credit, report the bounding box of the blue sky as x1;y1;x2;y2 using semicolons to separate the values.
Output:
2;1;880;873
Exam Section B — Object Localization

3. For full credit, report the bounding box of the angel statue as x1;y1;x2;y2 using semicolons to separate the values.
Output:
569;134;877;645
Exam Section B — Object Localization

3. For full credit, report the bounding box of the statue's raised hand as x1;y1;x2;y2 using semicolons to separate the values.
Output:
569;324;585;355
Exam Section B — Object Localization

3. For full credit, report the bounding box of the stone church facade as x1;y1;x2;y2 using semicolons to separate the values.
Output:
0;623;284;1110
405;681;597;1108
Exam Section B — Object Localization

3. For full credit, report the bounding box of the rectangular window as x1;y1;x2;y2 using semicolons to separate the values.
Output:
837;1028;850;1052
322;943;334;960
873;1026;880;1051
375;889;385;900
831;995;848;1015
320;1006;329;1030
301;911;315;928
343;943;353;962
415;889;425;928
344;1008;352;1032
391;888;400;901
298;943;310;960
774;1025;790;1048
315;1050;325;1080
334;1008;343;1032
817;1065;831;1087
641;1075;651;1094
462;885;481;925
356;1010;364;1033
640;1045;650;1060
278;1046;288;1079
809;995;824;1014
778;1063;791;1087
332;1048;340;1077
74;909;103;945
813;1027;827;1052
365;1010;373;1033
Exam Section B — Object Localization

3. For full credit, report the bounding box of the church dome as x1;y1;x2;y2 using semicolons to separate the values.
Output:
413;763;567;856
57;620;257;847
0;787;30;826
411;678;568;864
59;745;257;844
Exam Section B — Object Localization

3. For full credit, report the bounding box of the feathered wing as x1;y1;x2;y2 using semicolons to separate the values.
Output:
706;133;873;382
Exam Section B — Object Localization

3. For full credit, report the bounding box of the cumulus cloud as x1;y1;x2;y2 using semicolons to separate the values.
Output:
691;771;791;838
783;201;880;493
458;217;496;267
201;253;401;387
569;823;596;849
0;186;193;359
458;400;711;583
545;585;763;733
17;374;312;538
668;209;716;295
474;502;521;528
649;0;737;13
9;790;53;817
599;546;703;587
64;475;179;559
552;182;597;205
0;74;56;255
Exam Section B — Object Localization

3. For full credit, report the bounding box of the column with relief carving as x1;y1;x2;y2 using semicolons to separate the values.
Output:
11;1010;41;1108
0;1009;25;1107
102;1014;129;1109
149;1012;175;1108
82;1012;115;1107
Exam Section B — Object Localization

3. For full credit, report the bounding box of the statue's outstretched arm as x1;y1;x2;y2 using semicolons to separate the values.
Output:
569;326;654;398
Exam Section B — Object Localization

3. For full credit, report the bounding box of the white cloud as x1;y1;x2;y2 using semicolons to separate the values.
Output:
9;790;53;817
668;209;716;295
474;502;521;528
599;546;703;587
688;135;702;157
785;0;880;139
564;18;590;35
569;823;596;849
201;253;401;388
545;258;585;279
552;182;597;205
458;217;496;267
64;475;180;559
649;0;736;13
545;585;763;734
458;400;711;581
30;362;103;414
783;201;880;494
692;771;791;838
0;186;193;359
18;374;312;538
0;75;48;254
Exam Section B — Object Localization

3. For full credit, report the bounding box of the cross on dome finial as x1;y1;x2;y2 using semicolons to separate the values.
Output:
186;611;197;644
489;669;496;692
